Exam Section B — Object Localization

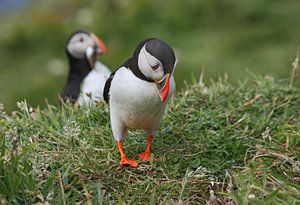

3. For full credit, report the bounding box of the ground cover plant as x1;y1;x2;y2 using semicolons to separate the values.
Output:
0;73;299;204
1;0;300;111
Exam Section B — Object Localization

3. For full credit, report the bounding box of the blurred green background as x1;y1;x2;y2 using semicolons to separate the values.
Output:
0;0;300;111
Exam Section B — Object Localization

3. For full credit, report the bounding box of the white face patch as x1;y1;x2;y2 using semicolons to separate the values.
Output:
67;33;95;59
138;45;164;81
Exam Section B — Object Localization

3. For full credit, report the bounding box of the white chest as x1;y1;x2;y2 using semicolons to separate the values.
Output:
77;61;111;105
110;67;175;130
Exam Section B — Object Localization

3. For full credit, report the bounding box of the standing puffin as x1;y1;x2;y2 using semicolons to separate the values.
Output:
61;30;111;106
104;38;176;167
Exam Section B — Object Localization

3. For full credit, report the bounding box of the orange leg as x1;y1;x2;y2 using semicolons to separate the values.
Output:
117;142;139;167
138;135;153;161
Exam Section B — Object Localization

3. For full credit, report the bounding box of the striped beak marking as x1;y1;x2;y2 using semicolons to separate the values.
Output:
156;73;170;102
91;33;107;55
86;33;107;68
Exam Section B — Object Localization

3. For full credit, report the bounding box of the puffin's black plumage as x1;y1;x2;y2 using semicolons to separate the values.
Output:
122;38;156;83
103;71;115;103
61;48;92;102
145;39;176;74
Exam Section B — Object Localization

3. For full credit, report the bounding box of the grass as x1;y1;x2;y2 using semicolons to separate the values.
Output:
0;74;300;204
1;0;300;111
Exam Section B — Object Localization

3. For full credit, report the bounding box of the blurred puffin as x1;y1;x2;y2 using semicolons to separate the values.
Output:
104;38;176;167
61;30;111;106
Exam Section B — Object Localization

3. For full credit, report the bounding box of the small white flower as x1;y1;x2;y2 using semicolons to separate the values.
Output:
17;100;35;117
248;194;255;200
262;127;271;141
17;100;28;113
63;120;81;138
0;103;6;118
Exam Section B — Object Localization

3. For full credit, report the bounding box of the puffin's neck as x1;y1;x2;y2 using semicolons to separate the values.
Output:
67;52;92;79
122;38;155;83
61;53;92;102
61;72;81;102
123;57;154;83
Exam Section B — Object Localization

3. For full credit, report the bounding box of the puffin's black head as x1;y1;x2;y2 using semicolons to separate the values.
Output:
136;38;177;101
61;30;107;102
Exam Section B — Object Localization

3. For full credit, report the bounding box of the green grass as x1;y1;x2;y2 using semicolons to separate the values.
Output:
1;0;300;111
0;74;299;204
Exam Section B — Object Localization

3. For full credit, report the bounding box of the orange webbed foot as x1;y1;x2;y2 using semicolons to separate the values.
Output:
118;142;139;168
120;157;139;167
138;151;151;161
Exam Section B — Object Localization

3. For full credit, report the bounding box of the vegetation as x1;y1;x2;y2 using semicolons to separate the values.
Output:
1;0;300;110
1;1;300;203
0;74;299;204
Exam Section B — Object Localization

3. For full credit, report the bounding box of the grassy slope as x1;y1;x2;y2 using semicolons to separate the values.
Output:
0;75;300;204
1;0;300;111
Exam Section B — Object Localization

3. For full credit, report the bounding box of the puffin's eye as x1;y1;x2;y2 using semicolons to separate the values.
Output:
151;64;159;71
79;37;84;42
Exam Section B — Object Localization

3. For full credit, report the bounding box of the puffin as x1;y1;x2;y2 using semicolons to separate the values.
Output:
61;30;111;106
104;38;177;167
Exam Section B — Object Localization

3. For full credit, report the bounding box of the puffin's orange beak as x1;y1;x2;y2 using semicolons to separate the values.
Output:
156;73;170;102
91;33;107;55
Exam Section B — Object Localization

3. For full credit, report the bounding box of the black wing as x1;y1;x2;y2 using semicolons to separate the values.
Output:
103;71;116;103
